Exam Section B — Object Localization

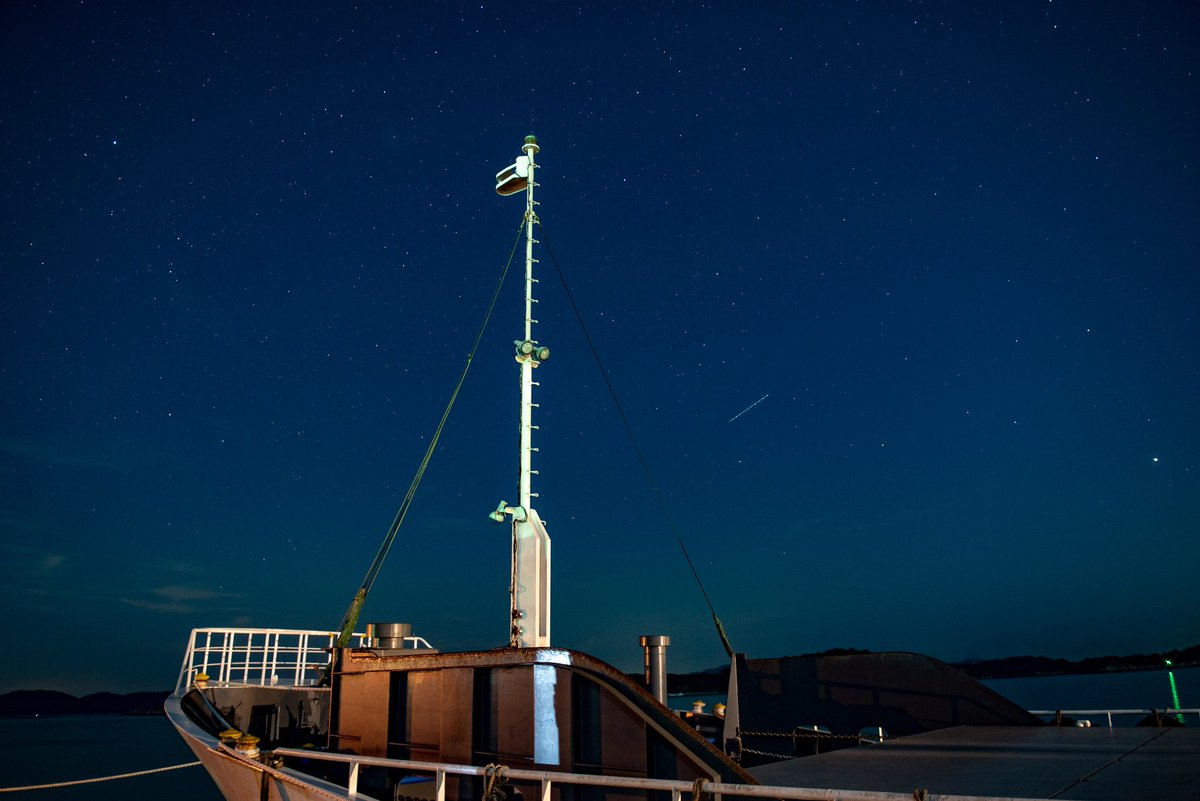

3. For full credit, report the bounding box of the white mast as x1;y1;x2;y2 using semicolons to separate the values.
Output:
492;135;551;648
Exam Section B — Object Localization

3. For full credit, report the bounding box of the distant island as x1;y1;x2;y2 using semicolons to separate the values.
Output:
953;643;1200;680
665;644;1200;695
0;689;170;717
3;644;1196;715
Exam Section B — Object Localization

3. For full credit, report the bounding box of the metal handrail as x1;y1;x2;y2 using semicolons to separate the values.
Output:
172;627;433;695
270;748;1049;801
1027;707;1199;728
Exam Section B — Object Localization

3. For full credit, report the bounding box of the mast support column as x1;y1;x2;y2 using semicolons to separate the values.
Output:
503;135;550;648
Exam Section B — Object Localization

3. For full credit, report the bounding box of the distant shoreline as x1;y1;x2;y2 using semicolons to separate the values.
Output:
969;661;1199;681
0;689;170;717
952;646;1200;681
3;644;1195;716
666;645;1200;695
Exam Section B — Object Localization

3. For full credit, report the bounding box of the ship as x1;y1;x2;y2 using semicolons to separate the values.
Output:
166;137;1199;801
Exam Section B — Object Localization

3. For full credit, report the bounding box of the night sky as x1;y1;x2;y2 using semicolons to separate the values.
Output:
2;2;1197;695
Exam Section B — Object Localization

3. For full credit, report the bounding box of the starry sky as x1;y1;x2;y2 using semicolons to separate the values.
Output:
1;2;1197;695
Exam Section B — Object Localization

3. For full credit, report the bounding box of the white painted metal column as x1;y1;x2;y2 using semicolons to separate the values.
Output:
495;135;552;648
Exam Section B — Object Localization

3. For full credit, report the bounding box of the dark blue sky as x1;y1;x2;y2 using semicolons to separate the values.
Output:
2;2;1197;694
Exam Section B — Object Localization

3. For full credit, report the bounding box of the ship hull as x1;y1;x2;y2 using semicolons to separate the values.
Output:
166;695;353;801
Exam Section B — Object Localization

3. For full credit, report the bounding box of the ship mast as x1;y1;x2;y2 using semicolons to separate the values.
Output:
492;135;551;648
518;136;538;519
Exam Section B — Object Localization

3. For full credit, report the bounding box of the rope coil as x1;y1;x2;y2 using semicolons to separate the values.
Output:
483;763;511;801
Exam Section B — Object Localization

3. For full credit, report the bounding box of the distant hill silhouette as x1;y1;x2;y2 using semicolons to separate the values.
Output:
954;643;1200;679
661;644;1200;694
0;689;170;716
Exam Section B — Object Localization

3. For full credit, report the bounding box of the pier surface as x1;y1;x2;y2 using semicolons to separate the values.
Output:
750;725;1200;800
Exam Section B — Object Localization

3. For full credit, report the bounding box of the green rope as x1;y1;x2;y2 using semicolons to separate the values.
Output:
536;222;734;658
331;219;527;650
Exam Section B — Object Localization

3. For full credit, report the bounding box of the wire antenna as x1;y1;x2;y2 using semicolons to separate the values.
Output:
536;222;734;658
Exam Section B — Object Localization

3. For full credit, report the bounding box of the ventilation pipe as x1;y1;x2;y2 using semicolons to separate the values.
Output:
640;635;670;704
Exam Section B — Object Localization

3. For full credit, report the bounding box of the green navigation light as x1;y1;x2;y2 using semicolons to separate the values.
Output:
1166;659;1184;723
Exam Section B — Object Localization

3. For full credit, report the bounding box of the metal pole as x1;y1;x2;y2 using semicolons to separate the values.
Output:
519;136;538;513
509;135;549;648
641;635;671;704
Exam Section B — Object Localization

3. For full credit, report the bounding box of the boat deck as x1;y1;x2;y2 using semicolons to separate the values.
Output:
750;725;1200;800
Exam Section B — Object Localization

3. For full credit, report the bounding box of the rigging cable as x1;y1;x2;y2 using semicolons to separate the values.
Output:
536;222;735;658
331;218;527;649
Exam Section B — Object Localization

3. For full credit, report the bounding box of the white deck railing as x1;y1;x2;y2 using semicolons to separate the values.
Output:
269;748;1047;801
1028;707;1199;728
173;627;432;695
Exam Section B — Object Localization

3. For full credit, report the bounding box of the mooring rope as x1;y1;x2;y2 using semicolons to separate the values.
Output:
0;760;201;793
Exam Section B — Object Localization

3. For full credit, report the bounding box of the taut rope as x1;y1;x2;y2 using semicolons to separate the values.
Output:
0;760;201;793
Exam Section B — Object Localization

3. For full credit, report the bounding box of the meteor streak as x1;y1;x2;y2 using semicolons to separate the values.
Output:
728;393;770;422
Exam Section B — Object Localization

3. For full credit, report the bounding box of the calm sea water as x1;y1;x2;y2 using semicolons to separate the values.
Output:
1;668;1194;798
0;714;221;800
